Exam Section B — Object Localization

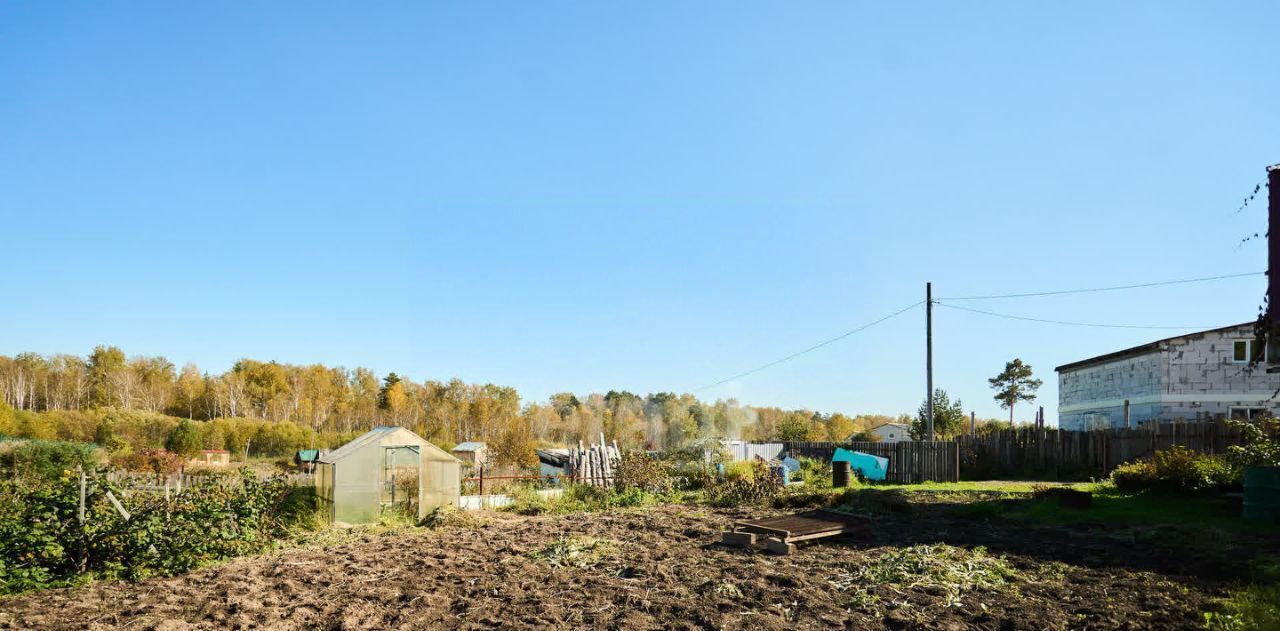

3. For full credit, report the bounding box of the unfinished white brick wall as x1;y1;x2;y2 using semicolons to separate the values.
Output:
1059;323;1280;425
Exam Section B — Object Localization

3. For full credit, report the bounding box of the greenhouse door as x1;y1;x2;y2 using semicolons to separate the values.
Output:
381;446;421;515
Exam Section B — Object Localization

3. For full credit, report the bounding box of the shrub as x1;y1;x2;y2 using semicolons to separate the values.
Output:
1110;459;1157;490
0;440;101;480
613;451;675;495
1110;446;1239;492
794;457;833;489
1227;418;1280;469
720;460;757;482
164;419;203;457
503;484;554;515
703;460;783;507
0;468;311;593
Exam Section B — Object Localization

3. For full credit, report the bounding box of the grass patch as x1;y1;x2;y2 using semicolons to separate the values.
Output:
829;544;1019;608
951;500;1006;520
1204;584;1280;630
530;536;617;568
502;484;670;515
871;480;1094;494
1011;486;1274;533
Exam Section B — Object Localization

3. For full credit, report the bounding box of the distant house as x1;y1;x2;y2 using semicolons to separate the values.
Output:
451;442;488;467
188;450;231;468
859;423;910;443
1057;322;1280;430
295;449;325;473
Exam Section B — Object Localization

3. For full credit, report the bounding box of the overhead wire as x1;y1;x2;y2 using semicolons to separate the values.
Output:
694;270;1258;389
693;300;923;391
938;271;1263;301
935;302;1223;331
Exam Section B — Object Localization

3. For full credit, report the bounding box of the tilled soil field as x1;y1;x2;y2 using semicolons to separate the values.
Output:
0;496;1269;630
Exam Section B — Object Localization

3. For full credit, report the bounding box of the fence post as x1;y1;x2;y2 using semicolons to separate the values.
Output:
478;464;485;496
77;465;87;574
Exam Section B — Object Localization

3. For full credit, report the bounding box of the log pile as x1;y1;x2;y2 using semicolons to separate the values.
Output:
568;433;619;487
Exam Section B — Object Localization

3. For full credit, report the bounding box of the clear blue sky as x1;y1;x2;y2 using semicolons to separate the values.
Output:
2;2;1277;424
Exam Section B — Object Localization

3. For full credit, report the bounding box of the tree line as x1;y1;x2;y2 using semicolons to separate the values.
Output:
0;346;914;464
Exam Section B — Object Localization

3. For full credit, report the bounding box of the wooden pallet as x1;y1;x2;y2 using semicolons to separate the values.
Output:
722;509;869;554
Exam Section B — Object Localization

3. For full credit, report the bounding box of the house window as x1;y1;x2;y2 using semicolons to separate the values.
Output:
1232;339;1267;364
1229;406;1268;420
1083;412;1110;430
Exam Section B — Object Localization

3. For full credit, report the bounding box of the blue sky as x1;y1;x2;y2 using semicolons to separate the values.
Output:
1;2;1277;424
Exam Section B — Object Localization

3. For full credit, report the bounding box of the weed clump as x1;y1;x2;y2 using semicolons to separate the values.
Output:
531;536;616;568
830;544;1018;608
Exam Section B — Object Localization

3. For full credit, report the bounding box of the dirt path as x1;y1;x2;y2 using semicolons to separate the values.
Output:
0;503;1258;630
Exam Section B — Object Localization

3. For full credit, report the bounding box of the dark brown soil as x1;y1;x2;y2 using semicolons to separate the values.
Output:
0;498;1269;630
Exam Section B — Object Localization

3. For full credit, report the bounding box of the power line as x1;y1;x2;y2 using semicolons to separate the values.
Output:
1232;179;1266;215
694;300;923;391
939;271;1263;301
936;302;1221;330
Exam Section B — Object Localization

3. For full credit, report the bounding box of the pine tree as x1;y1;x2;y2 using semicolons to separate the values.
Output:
988;359;1043;424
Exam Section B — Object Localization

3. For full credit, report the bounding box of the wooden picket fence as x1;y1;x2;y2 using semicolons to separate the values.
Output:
784;441;960;483
957;419;1246;479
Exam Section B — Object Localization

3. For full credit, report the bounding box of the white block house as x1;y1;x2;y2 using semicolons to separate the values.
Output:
1056;322;1280;430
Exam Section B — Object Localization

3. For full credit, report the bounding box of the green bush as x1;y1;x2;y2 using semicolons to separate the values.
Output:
0;468;313;593
720;460;757;482
1110;446;1238;492
613;451;675;495
1110;459;1156;490
704;461;783;507
0;439;101;480
1228;418;1280;469
795;457;833;489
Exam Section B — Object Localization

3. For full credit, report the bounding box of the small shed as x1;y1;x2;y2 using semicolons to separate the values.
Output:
188;450;231;468
536;448;570;477
295;449;324;473
314;426;461;525
451;441;488;467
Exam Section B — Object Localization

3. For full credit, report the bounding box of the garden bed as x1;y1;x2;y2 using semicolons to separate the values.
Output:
1;490;1274;630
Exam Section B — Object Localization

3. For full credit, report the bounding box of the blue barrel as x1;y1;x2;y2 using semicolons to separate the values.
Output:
1244;467;1280;523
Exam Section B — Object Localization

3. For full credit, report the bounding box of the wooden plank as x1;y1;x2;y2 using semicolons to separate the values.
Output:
721;531;757;547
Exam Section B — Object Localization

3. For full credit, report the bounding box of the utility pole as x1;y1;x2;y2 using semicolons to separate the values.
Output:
926;282;934;441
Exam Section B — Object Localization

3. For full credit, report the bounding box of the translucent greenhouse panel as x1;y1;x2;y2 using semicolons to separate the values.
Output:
420;459;461;516
332;442;384;524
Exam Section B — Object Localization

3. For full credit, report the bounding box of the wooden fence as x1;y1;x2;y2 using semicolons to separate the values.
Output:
784;441;959;483
957;420;1245;479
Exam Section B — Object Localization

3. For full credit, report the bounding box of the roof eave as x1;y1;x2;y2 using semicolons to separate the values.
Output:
1054;322;1255;373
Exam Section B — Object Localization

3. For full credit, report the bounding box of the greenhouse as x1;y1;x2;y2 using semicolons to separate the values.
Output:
315;426;461;525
